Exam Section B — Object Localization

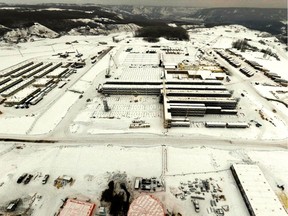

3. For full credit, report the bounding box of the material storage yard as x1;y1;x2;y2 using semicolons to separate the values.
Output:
0;24;287;216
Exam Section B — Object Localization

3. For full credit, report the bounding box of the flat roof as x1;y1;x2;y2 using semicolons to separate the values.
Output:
165;89;231;94
231;164;287;216
128;195;165;216
1;78;35;96
167;96;237;102
59;199;95;216
103;84;161;89
33;78;54;86
105;80;223;85
5;87;40;103
48;68;68;77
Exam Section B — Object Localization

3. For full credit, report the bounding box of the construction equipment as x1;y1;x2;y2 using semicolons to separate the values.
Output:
97;84;103;93
105;54;118;78
103;98;110;112
105;69;111;78
75;49;83;58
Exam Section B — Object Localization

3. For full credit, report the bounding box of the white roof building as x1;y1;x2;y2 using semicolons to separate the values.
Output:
128;195;165;216
231;164;287;216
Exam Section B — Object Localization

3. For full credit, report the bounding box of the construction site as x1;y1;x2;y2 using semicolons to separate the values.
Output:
0;24;287;216
0;47;111;108
92;44;252;130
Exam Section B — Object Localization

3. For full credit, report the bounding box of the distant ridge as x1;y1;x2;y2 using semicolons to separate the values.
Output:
0;4;286;43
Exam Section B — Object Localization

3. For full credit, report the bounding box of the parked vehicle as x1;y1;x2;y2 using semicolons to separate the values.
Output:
17;173;27;184
23;174;33;184
42;174;50;184
6;199;20;212
193;200;200;213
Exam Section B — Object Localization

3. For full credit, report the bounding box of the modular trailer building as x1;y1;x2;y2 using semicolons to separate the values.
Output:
0;77;11;85
231;164;287;216
4;87;40;106
23;62;53;78
1;77;35;97
0;61;34;77
11;62;43;78
0;78;23;93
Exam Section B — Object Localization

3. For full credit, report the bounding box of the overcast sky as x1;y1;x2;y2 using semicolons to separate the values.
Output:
0;0;287;8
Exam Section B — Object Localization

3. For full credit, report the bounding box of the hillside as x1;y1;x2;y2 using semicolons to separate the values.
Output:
0;4;287;43
0;5;142;42
191;8;287;36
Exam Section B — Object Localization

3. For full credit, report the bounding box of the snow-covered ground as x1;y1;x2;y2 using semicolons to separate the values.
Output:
0;24;287;215
0;25;287;142
0;142;287;215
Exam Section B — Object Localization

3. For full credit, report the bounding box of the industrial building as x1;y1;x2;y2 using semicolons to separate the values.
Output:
101;80;226;95
0;77;11;85
47;68;69;78
164;89;232;97
205;122;226;128
165;69;226;80
4;87;40;106
166;96;238;109
205;122;249;128
231;164;287;216
240;67;254;77
1;78;35;97
0;58;74;108
22;63;53;78
0;78;23;93
0;61;34;77
34;63;62;78
215;49;242;68
58;199;96;216
11;62;44;78
128;195;165;216
99;47;243;128
101;74;239;128
32;78;54;87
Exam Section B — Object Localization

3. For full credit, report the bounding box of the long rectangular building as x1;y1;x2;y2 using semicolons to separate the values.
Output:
0;78;23;93
166;96;238;109
1;77;35;97
105;80;223;85
231;164;287;216
5;87;40;105
164;89;231;97
102;84;160;95
0;61;34;77
11;62;43;78
102;79;228;96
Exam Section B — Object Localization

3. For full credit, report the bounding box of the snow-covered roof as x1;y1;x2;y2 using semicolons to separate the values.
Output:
5;87;40;104
47;68;68;77
33;78;53;86
128;195;165;216
59;199;95;216
231;164;287;216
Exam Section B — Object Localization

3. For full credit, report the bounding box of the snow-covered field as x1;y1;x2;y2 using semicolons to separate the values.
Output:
0;25;287;142
0;24;287;215
0;142;287;215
